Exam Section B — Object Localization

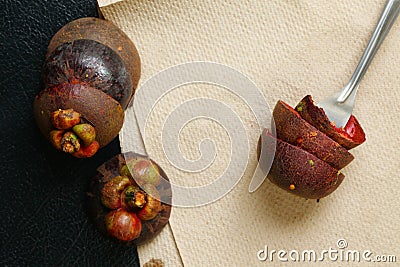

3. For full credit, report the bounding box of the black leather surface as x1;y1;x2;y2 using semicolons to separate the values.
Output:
0;1;139;266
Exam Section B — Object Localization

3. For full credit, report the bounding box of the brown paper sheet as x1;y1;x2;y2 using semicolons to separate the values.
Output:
100;0;400;266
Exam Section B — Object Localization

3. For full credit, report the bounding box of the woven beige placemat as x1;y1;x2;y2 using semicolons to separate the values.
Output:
99;0;400;266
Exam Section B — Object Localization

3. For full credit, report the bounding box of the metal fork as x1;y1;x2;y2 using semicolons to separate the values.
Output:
318;0;400;128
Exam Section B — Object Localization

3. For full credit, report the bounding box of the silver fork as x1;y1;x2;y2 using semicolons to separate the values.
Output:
318;0;400;128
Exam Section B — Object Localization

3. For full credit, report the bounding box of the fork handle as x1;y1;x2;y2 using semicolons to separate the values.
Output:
337;0;400;103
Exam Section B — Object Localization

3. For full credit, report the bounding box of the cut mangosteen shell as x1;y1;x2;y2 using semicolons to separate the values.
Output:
295;95;366;150
259;130;345;199
33;83;124;148
273;100;354;169
87;152;172;246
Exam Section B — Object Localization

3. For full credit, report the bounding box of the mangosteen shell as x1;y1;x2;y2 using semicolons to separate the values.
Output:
273;100;354;169
33;83;124;148
260;131;345;199
47;17;141;102
296;95;366;149
87;152;172;246
42;39;133;109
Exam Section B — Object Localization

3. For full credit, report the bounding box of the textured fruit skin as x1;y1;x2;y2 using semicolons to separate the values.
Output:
87;152;172;245
101;176;131;209
105;209;142;242
72;141;99;158
34;83;124;148
42;39;132;109
296;95;366;149
261;131;345;199
51;109;81;130
61;131;80;153
46;17;141;102
273;100;354;169
121;186;147;210
72;123;96;147
137;184;161;221
49;130;64;150
122;158;162;186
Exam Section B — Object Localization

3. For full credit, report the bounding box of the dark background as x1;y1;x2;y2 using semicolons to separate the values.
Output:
0;0;140;266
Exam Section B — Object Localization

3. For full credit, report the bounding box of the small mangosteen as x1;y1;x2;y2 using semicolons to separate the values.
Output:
87;152;172;245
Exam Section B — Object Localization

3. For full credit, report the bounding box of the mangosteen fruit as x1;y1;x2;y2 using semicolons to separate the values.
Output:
87;152;172;245
33;18;141;158
259;96;366;199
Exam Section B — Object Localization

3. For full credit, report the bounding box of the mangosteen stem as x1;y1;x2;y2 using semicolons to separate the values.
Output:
124;186;147;209
61;132;80;153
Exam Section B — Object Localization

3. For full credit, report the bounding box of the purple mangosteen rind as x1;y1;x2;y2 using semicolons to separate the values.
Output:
42;39;133;110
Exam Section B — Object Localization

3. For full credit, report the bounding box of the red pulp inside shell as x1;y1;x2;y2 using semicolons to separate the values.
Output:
332;114;365;144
